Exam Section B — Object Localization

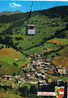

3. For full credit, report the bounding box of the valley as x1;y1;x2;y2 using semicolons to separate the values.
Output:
0;6;68;98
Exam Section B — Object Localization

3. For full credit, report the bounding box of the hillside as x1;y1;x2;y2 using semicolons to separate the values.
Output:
0;48;30;75
0;6;68;71
0;6;68;98
0;6;68;34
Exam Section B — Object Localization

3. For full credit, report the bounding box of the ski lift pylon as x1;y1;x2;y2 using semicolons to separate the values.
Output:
26;1;36;35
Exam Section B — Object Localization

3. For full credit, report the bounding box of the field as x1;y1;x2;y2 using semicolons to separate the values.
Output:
0;48;30;75
24;42;60;55
48;38;68;45
58;46;68;56
0;37;68;74
48;75;68;81
0;91;23;98
52;56;68;68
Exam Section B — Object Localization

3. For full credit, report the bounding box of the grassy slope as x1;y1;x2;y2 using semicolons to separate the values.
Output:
0;91;23;98
47;38;68;67
48;38;68;45
52;56;68;68
0;48;30;75
0;6;68;70
24;42;60;55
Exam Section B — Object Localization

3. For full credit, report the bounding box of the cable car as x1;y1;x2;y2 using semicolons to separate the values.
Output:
26;24;36;35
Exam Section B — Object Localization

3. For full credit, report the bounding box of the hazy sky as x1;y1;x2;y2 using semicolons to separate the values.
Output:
0;1;68;12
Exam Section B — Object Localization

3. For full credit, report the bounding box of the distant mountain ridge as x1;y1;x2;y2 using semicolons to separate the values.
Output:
0;6;68;24
30;6;68;17
0;6;68;16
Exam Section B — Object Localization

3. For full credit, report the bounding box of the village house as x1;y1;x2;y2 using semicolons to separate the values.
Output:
1;75;13;80
36;59;43;65
44;62;51;66
15;75;21;79
47;70;54;74
38;80;47;85
55;65;67;75
30;81;38;85
57;67;66;75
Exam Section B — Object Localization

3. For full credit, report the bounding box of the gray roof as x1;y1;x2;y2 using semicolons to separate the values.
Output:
27;24;35;27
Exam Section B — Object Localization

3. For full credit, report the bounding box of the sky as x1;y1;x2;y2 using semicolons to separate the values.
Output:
0;1;68;12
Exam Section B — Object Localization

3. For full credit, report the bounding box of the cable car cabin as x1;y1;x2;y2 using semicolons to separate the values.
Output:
26;24;36;35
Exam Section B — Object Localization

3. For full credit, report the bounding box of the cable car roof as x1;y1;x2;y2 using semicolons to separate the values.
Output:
27;24;35;26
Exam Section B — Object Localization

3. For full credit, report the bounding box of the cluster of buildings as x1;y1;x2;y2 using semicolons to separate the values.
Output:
0;55;67;88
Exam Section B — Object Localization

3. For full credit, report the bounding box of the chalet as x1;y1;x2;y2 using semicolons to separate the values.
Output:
57;67;66;75
44;62;50;65
2;75;13;80
56;65;66;75
38;80;47;85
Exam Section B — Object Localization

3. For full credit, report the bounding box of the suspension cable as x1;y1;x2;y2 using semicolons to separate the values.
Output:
28;1;33;18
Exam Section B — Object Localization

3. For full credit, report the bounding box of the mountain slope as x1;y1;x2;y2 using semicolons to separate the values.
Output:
0;6;68;57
